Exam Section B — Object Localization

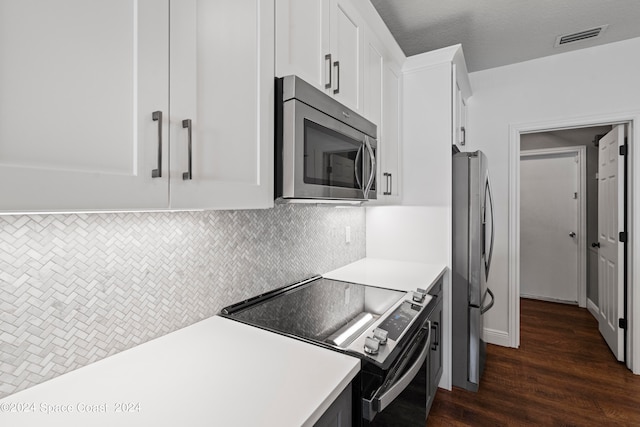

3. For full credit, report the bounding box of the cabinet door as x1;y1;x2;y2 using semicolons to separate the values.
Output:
364;32;383;133
329;0;364;112
429;299;443;394
314;382;352;427
0;0;169;212
363;33;385;202
380;62;401;201
459;91;467;146
275;0;330;90
170;0;274;210
453;74;467;148
363;29;401;205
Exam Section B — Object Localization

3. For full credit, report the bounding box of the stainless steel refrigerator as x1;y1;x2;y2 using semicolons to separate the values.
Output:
452;150;495;392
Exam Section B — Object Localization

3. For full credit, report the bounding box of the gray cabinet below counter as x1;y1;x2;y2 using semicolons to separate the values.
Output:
314;382;352;427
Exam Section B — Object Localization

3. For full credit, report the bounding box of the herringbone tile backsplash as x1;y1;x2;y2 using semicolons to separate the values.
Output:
0;205;365;398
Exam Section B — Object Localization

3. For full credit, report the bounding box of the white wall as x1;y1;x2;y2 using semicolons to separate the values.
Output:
366;206;449;265
467;37;640;344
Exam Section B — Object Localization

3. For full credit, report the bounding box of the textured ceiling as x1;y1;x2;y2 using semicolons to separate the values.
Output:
370;0;640;72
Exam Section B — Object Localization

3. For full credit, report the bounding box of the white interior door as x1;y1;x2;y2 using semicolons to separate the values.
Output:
520;151;580;303
597;125;625;361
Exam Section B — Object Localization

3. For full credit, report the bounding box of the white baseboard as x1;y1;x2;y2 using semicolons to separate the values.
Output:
483;328;511;347
521;293;578;305
587;298;599;320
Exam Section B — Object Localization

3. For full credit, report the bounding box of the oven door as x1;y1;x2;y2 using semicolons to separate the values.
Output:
282;99;377;201
362;319;431;425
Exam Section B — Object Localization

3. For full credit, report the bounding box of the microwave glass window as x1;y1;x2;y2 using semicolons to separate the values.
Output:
304;120;363;189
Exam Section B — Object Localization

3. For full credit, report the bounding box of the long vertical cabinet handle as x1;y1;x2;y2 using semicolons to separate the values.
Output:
325;54;332;89
383;173;392;195
333;61;340;94
151;111;163;178
182;119;193;180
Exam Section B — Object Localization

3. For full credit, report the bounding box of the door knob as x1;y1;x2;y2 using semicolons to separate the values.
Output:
569;232;576;238
592;242;601;248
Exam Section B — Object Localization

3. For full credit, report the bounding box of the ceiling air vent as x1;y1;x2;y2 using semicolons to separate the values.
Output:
554;25;608;47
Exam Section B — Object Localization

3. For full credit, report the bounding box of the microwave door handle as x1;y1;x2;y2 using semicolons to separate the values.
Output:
363;322;431;420
354;144;363;190
363;136;376;197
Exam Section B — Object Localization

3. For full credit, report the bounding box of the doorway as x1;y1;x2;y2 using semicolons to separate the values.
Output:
508;114;637;372
519;127;610;309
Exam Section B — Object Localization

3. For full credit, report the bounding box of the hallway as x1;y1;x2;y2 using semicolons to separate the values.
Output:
427;298;640;426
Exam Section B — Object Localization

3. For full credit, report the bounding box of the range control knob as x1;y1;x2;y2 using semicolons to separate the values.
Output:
373;328;388;345
364;337;380;355
412;288;427;303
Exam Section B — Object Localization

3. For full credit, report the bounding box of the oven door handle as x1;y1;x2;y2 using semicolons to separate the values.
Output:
363;321;431;420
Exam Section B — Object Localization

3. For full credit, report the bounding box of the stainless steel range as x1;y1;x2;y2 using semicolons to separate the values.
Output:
221;276;434;426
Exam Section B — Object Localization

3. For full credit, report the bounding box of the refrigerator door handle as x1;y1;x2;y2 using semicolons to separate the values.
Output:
481;289;495;314
483;175;495;280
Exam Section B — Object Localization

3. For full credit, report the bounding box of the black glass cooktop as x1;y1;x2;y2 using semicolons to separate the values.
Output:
222;277;406;346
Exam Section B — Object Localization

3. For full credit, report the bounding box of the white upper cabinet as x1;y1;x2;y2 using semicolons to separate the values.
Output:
380;62;401;202
328;0;364;112
453;65;469;148
364;31;401;204
275;0;365;113
0;0;273;213
0;0;170;212
401;44;471;206
169;0;274;210
275;0;329;90
276;0;406;203
364;32;383;136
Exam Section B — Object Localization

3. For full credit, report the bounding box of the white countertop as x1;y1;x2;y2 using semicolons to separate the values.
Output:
323;258;447;293
0;316;360;427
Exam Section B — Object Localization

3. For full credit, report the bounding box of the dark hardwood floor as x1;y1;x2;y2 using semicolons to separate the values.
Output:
427;298;640;426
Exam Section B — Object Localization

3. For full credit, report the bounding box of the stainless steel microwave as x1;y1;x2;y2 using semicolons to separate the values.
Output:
275;75;377;203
